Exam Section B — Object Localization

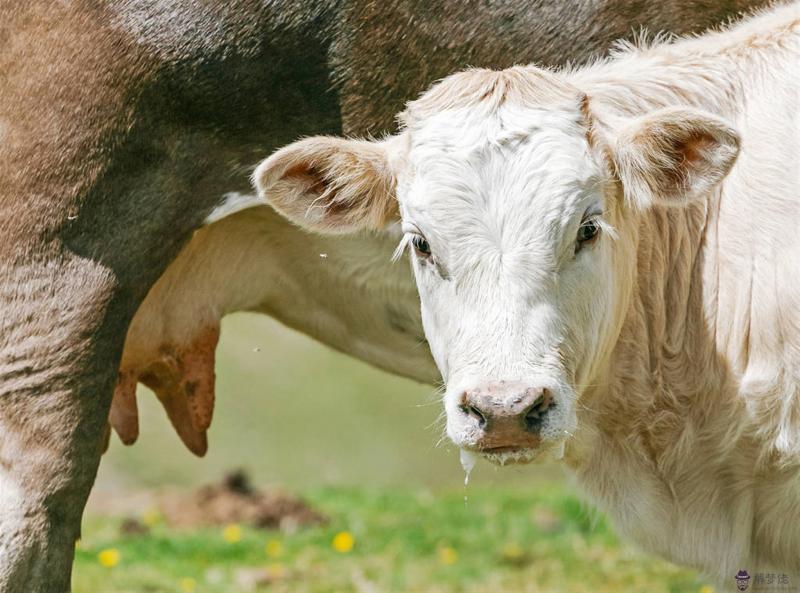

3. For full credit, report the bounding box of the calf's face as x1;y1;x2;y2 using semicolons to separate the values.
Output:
255;67;739;465
395;101;617;462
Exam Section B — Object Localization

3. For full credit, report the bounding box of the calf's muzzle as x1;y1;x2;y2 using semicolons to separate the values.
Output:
459;382;553;452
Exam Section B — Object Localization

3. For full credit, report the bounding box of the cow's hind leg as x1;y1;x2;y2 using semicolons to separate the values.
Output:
0;257;128;593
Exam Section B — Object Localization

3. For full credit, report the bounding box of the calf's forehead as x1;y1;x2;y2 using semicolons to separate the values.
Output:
407;102;586;153
400;105;601;233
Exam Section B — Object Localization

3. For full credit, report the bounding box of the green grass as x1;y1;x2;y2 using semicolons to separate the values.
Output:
75;486;710;593
85;313;710;592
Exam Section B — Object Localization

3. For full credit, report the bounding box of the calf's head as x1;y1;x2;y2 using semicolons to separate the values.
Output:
255;67;739;464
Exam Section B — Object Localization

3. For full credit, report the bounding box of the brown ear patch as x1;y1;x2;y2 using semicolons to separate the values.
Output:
254;135;400;234
282;163;328;197
636;128;718;199
613;108;740;208
109;325;220;457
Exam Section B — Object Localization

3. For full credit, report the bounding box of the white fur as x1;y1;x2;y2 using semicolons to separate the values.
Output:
203;192;264;225
398;101;612;455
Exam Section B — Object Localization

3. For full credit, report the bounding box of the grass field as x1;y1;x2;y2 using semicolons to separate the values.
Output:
75;486;711;593
81;313;711;593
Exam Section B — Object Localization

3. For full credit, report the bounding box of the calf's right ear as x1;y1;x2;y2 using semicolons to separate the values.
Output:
253;135;403;234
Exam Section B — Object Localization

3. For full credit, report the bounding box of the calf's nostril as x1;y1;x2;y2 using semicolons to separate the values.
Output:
459;404;487;428
523;391;553;432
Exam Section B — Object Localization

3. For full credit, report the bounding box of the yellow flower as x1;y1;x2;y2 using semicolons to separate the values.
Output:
222;523;242;543
142;507;161;527
332;531;355;553
179;577;196;593
265;539;283;558
97;548;120;568
699;586;715;593
438;546;458;565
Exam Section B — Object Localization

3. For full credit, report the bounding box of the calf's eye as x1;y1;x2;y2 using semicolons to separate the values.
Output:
576;219;600;245
412;235;432;258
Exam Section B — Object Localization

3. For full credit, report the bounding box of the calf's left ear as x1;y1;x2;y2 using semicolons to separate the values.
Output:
253;135;402;234
612;107;740;209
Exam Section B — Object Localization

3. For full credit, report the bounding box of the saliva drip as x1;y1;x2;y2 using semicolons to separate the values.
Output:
460;449;477;505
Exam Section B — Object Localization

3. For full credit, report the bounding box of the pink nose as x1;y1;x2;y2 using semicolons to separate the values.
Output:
459;382;553;452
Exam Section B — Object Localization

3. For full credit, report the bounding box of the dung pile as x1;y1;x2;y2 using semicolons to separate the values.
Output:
158;470;327;531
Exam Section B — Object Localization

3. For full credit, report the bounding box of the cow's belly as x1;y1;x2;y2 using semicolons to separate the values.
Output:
113;204;438;452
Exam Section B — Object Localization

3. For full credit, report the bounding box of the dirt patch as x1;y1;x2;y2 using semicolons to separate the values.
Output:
119;517;150;537
158;470;327;531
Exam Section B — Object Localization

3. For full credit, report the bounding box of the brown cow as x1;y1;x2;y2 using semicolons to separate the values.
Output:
0;1;769;591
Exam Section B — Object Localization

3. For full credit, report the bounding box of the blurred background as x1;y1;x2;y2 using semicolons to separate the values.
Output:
93;313;563;493
74;315;711;593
